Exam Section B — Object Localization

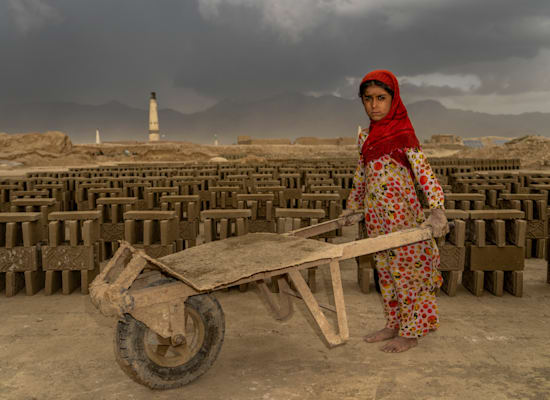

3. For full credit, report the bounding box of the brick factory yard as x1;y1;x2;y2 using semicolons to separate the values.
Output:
1;226;549;400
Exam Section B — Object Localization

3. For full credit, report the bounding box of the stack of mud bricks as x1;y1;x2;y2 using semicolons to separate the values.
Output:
498;193;548;259
427;209;468;296
304;173;334;192
123;182;151;209
463;209;526;297
0;213;43;296
42;211;102;295
97;197;138;258
86;187;123;210
160;195;200;250
299;193;342;238
236;193;275;233
444;193;485;211
123;211;178;258
75;182;109;210
333;173;354;209
10;197;58;240
0;184;22;211
34;183;70;211
204;186;243;210
201;209;251;243
170;176;201;195
274;208;326;292
144;186;179;209
200;209;252;291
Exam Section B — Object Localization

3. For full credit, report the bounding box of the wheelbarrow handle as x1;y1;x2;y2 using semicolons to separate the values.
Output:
284;212;363;238
286;213;455;239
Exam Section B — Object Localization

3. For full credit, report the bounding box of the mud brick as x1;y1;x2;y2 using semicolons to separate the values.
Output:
466;245;524;271
42;246;95;270
462;270;484;296
504;271;523;297
507;219;527;247
124;210;176;221
0;247;40;272
10;189;49;200
5;271;26;297
48;210;101;221
24;270;45;295
484;270;504;296
356;254;375;294
486;219;506;247
139;244;176;259
441;270;459;296
200;209;251;221
439;245;466;271
445;193;485;210
468;209;524;220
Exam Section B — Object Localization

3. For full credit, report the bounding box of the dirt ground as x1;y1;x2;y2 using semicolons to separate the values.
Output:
2;131;550;171
1;226;549;400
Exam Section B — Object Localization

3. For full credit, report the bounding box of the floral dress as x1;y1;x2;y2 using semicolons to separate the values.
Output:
347;129;445;338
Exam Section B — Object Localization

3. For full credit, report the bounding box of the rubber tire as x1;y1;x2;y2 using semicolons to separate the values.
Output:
114;293;225;390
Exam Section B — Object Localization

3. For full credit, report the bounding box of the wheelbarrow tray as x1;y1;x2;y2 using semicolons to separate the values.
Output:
157;232;342;292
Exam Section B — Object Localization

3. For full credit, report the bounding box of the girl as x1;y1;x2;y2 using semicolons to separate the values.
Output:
342;70;448;353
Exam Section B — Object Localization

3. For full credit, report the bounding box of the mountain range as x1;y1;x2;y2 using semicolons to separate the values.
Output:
0;92;548;144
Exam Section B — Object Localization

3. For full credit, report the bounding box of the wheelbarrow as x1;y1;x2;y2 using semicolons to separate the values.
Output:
89;213;436;389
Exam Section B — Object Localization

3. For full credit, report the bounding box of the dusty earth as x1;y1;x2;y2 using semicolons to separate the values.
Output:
1;226;549;400
1;131;549;399
2;131;550;170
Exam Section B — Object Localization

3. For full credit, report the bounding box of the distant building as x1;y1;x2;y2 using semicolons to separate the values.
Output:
95;128;101;144
237;135;291;145
425;134;463;146
148;92;160;142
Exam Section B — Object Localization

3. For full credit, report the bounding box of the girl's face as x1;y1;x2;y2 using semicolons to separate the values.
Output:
361;85;392;121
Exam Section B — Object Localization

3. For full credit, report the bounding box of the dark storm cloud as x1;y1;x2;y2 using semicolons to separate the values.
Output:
176;0;550;98
1;0;549;110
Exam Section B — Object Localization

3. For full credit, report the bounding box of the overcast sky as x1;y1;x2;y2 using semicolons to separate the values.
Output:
1;0;549;114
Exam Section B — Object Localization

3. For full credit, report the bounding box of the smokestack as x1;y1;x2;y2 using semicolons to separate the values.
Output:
96;128;101;144
149;92;160;142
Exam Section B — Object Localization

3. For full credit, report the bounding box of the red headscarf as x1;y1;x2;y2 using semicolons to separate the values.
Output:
360;70;420;171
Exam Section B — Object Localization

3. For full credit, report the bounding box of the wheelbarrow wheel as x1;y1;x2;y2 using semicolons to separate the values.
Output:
114;293;225;390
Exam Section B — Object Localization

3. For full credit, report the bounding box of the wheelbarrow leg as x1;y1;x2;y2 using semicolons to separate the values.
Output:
257;277;293;320
287;259;348;347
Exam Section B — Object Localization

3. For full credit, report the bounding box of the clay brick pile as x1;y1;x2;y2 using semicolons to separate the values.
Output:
1;155;548;298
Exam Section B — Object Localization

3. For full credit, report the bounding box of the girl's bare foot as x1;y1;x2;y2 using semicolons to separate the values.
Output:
380;336;418;353
363;327;398;343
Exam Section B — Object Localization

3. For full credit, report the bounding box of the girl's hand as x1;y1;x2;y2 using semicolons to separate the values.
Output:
421;209;449;237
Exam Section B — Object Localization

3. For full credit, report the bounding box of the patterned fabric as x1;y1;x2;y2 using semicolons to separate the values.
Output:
348;128;445;338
